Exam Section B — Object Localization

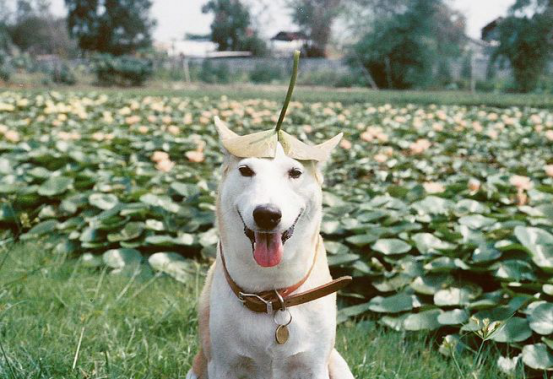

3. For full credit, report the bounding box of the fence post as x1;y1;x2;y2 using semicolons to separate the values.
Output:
184;58;191;84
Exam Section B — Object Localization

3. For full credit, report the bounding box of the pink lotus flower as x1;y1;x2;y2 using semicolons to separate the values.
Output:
374;153;387;163
340;139;352;150
186;151;205;163
509;175;533;191
468;178;481;193
410;139;431;154
92;132;105;141
545;165;553;178
168;125;180;135
156;159;175;172
423;182;445;194
125;115;141;125
4;130;20;142
151;151;169;163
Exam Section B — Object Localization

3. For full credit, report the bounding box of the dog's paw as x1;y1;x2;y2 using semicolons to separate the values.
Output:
186;369;198;379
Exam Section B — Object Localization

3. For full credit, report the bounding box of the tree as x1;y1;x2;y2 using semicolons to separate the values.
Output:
288;0;342;57
7;0;75;56
65;0;155;56
0;0;10;52
348;0;466;89
492;0;553;92
202;0;266;56
0;0;76;56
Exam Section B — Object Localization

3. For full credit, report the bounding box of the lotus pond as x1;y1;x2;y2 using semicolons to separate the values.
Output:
0;90;552;375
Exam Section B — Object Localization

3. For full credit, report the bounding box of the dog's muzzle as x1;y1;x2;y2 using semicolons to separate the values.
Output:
238;210;303;249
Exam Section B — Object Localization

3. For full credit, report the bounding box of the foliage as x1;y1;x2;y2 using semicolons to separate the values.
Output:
4;0;76;56
201;0;267;56
0;60;10;81
249;62;284;83
0;2;11;81
92;54;153;86
65;0;155;56
1;91;553;373
51;63;76;85
198;59;232;83
0;32;9;81
288;0;342;57
492;1;553;93
9;16;75;56
349;0;466;89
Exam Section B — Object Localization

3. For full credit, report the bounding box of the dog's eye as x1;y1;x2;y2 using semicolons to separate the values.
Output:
289;168;302;179
239;165;255;177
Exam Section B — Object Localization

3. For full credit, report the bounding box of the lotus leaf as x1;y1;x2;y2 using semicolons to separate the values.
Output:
522;344;553;371
491;317;533;343
103;248;142;269
372;239;411;255
148;252;196;283
368;291;418;313
412;233;455;254
403;309;442;331
38;176;73;196
437;309;469;325
528;303;553;335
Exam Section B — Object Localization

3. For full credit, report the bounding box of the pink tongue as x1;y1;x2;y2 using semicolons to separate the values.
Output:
253;232;283;267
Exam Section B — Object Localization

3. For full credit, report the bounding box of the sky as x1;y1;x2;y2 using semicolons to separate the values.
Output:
45;0;514;42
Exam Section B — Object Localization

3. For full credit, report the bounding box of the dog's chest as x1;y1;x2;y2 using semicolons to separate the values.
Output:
209;269;336;361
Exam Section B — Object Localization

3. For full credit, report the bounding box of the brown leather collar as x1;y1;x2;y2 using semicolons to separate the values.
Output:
219;237;352;314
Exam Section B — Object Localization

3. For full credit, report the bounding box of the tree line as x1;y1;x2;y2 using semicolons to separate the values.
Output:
0;0;552;92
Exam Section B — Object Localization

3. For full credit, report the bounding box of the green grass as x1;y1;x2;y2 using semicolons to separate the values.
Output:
6;82;553;108
0;241;505;378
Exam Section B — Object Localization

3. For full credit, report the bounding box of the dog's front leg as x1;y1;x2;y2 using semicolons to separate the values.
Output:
328;349;355;379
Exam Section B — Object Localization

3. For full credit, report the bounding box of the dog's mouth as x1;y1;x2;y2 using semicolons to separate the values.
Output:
238;210;303;268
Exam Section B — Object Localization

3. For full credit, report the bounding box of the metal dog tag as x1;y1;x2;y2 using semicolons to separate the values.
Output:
273;291;292;345
275;325;290;344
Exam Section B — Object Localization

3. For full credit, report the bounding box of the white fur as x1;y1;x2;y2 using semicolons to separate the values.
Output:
188;141;355;379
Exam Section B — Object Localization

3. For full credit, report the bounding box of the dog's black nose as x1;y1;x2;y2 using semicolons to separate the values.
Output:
253;205;282;230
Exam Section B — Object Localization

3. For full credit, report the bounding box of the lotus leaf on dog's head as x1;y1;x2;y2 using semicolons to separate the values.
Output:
214;116;343;162
213;51;342;162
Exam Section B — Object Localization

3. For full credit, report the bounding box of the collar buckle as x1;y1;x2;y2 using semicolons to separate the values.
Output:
238;292;274;314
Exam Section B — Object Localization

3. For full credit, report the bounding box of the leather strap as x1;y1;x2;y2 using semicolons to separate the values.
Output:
219;238;352;314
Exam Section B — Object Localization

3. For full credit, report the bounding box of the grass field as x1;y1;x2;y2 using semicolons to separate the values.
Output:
0;240;506;379
8;82;553;108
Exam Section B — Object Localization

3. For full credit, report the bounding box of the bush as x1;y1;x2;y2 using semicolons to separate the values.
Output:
249;63;284;83
51;63;77;85
199;59;231;84
10;54;38;72
298;68;366;88
0;63;10;82
0;53;10;82
93;54;153;87
492;2;553;93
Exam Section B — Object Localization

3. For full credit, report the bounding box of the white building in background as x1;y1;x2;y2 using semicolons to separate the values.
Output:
156;39;217;58
270;32;308;57
154;31;311;59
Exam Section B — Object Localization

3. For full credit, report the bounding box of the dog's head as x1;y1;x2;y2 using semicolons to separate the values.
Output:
214;117;342;268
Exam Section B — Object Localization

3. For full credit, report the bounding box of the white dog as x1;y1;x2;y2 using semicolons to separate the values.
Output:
186;117;355;379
